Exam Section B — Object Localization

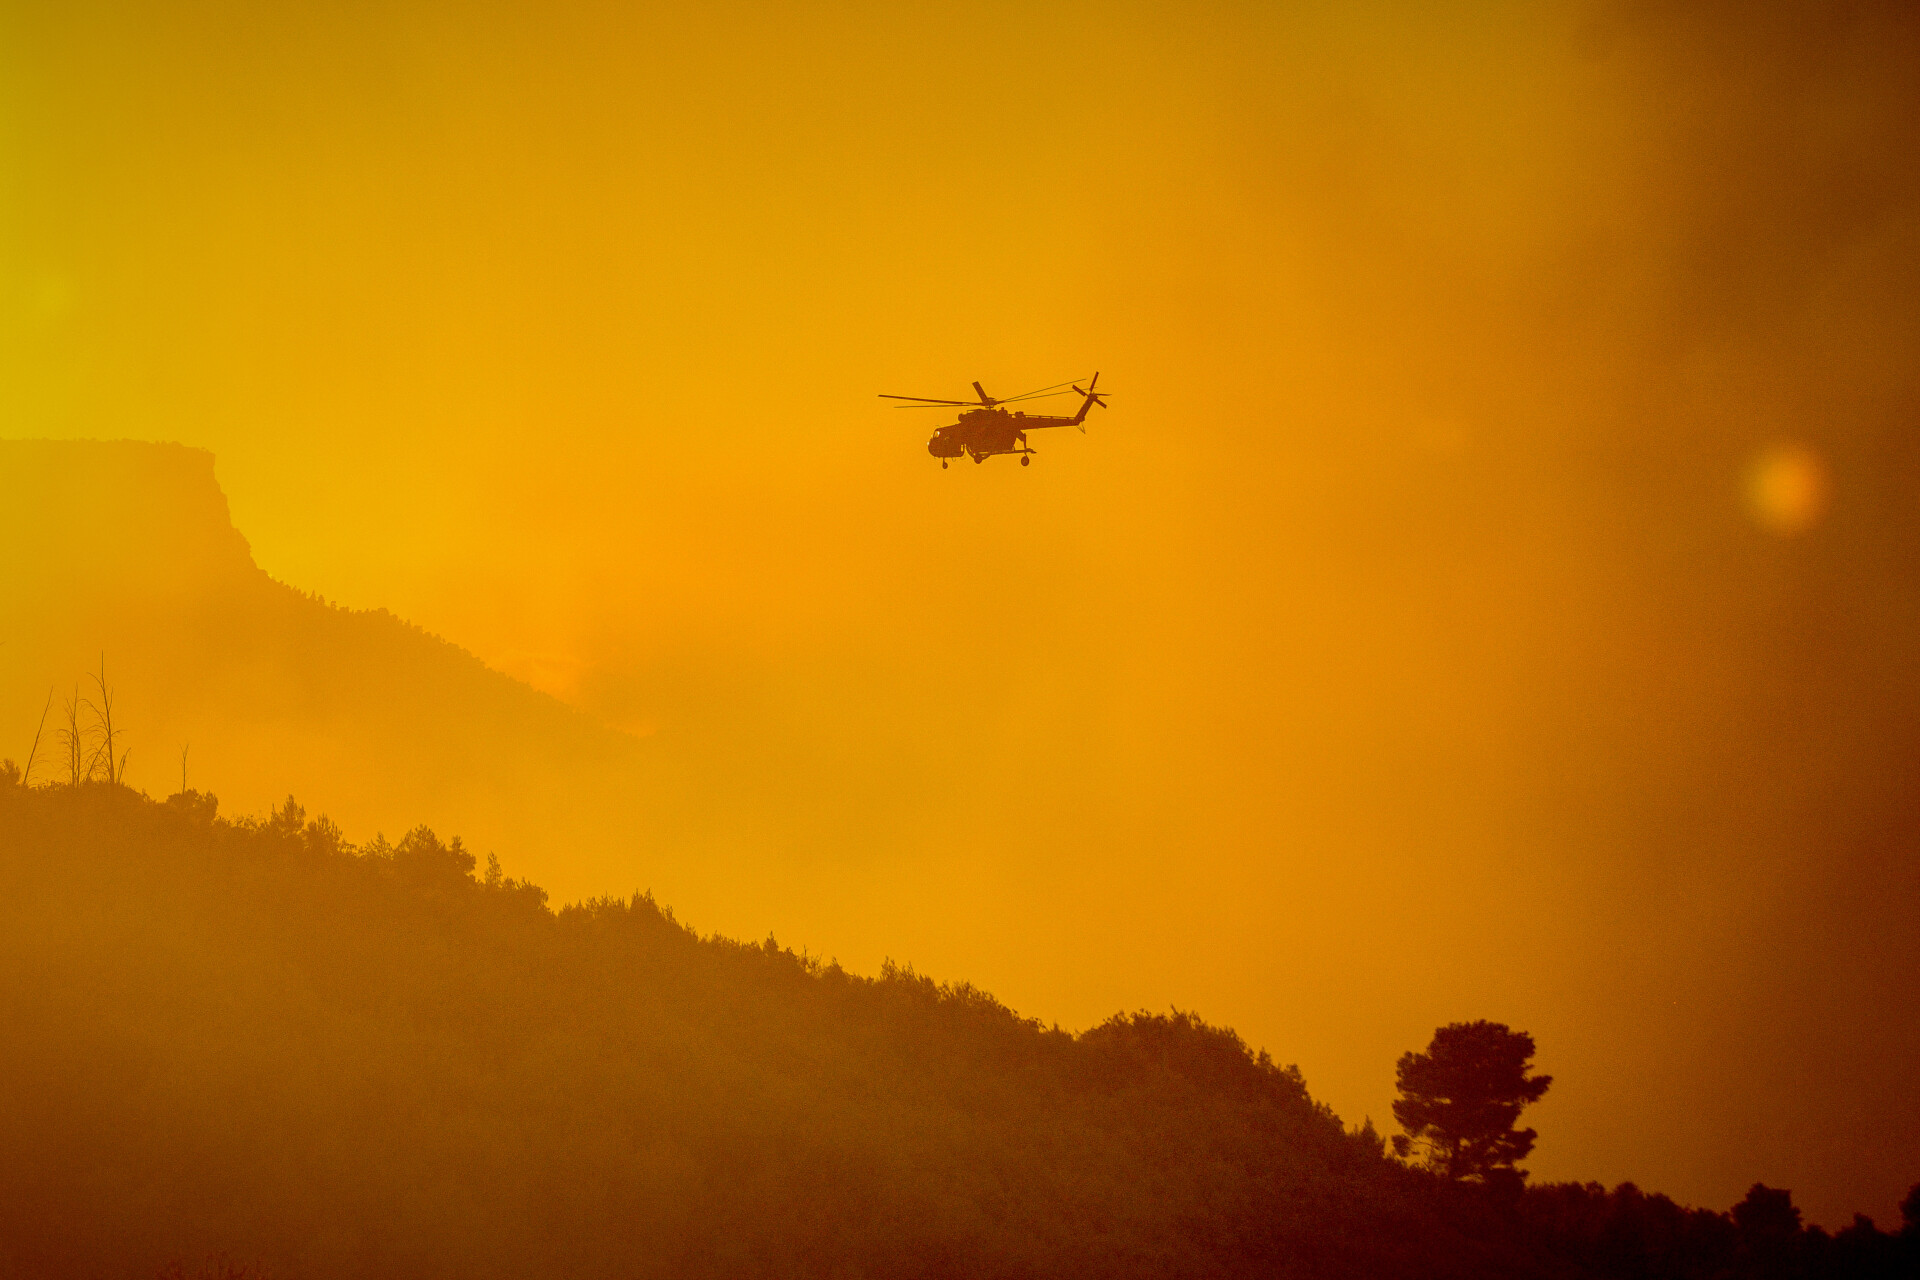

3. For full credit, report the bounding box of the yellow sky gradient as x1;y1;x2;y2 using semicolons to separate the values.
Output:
4;0;1918;1226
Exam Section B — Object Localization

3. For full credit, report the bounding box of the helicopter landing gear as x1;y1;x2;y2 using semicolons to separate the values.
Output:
941;460;948;469
1020;455;1030;466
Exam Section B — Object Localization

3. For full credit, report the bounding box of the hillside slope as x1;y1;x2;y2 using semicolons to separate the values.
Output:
0;781;1508;1280
6;784;1914;1278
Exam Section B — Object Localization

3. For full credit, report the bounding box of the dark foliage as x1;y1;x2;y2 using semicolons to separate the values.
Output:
1392;1020;1552;1184
0;782;1912;1279
155;1257;272;1280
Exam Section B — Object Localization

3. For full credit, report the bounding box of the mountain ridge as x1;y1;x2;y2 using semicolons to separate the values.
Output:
1;437;653;902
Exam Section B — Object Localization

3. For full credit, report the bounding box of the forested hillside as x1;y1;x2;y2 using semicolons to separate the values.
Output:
1;781;1913;1279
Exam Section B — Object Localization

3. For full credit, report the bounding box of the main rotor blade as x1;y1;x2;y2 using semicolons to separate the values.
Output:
996;390;1078;405
1002;376;1092;402
894;403;966;409
879;394;973;404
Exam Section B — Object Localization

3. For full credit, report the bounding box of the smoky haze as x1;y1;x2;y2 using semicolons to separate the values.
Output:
1;0;1916;1227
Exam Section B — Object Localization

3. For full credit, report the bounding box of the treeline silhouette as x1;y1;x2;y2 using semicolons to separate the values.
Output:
0;780;1913;1279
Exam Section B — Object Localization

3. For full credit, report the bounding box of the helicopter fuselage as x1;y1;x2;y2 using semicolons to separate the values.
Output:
927;408;1081;465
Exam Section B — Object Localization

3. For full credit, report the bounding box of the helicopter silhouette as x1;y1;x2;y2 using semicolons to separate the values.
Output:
880;374;1107;467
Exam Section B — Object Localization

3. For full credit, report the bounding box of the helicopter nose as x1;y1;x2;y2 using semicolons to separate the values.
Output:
928;437;963;459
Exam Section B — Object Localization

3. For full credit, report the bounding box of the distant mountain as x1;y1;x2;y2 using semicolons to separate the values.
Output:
0;439;656;897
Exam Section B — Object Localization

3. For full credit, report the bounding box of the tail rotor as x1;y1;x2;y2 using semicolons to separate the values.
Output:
1070;373;1108;431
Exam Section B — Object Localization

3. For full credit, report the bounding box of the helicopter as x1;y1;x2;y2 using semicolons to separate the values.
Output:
879;373;1108;467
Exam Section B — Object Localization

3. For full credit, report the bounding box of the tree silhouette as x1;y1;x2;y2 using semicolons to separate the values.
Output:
89;654;127;786
1732;1183;1800;1242
19;685;52;786
58;683;88;786
1392;1020;1551;1183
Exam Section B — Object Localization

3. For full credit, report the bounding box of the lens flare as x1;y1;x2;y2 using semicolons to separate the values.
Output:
1746;443;1829;536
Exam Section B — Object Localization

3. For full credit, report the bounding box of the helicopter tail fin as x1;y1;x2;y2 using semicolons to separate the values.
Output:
1069;373;1107;430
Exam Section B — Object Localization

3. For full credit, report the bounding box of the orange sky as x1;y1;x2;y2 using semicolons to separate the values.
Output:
4;0;1918;1226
